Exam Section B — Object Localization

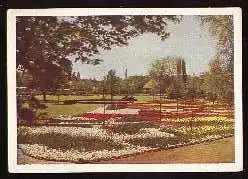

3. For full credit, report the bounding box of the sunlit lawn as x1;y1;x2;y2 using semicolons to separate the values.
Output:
133;95;154;103
35;94;154;103
38;103;98;117
35;94;155;117
35;94;105;101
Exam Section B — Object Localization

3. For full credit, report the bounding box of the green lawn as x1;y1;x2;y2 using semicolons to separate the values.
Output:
133;95;154;103
35;94;154;117
35;94;104;101
35;94;154;103
38;103;98;117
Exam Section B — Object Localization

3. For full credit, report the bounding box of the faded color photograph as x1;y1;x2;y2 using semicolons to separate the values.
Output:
16;14;236;165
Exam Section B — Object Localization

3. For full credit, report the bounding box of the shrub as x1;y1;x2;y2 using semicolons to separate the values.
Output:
63;100;77;105
18;107;36;124
121;95;137;101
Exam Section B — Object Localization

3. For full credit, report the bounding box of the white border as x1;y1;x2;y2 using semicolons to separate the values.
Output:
7;8;243;173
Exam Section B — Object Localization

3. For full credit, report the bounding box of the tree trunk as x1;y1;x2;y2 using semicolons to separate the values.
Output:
159;80;162;120
42;91;46;101
152;89;155;101
103;86;105;114
177;97;179;119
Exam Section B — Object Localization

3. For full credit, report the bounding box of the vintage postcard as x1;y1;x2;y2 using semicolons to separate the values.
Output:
7;8;242;172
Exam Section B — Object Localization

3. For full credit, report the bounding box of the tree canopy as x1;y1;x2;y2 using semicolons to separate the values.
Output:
200;15;233;73
16;15;181;100
149;56;187;95
200;15;234;102
17;15;181;70
16;15;181;98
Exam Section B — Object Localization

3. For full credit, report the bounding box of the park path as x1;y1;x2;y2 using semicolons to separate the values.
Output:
88;107;140;114
17;137;234;164
94;137;234;164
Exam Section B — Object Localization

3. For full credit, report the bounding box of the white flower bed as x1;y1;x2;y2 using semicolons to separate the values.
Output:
18;143;152;162
110;128;175;142
18;126;175;161
19;126;109;138
57;116;100;121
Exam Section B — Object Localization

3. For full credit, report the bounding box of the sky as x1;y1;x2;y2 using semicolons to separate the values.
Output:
72;15;217;80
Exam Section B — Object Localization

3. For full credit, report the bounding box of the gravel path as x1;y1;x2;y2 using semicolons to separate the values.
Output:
17;137;234;164
95;137;235;163
89;107;140;114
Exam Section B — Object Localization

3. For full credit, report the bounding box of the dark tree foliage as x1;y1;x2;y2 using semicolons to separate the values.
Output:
16;15;181;102
17;15;181;73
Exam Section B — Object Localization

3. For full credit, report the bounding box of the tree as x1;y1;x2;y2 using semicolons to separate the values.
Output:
202;72;220;104
77;72;81;79
184;75;205;100
17;17;74;100
202;59;233;104
121;75;150;94
149;56;187;97
200;15;233;73
17;16;181;91
104;69;120;101
200;16;234;103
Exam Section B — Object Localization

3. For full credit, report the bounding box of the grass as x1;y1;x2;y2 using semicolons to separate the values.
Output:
38;103;97;117
35;94;154;103
133;95;154;103
35;94;123;101
35;94;154;117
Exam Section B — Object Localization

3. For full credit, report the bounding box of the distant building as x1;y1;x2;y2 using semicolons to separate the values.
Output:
143;79;157;94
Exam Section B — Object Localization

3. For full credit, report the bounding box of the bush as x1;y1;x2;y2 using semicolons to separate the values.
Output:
63;100;77;105
121;95;137;101
18;107;36;124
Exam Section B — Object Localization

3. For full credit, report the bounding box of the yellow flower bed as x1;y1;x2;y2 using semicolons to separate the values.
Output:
161;116;233;123
168;124;234;138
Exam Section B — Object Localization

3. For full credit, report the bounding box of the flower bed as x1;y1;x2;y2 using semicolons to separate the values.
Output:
18;99;235;163
18;112;234;163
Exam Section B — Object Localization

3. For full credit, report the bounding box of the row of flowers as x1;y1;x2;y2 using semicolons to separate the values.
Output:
74;111;232;121
161;116;233;123
18;116;234;162
171;125;234;136
18;132;233;162
18;125;175;142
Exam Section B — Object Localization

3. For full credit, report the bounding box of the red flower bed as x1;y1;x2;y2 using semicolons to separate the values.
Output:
78;104;232;124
